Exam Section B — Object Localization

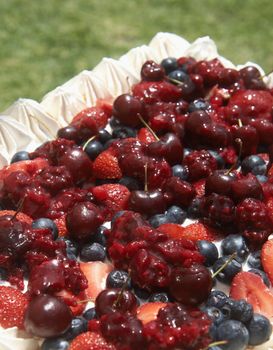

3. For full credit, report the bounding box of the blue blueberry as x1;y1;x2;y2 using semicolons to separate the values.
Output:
106;270;131;289
206;290;228;309
221;234;249;263
230;299;253;324
83;307;97;320
204;306;226;326
248;251;262;269
98;129;112;144
63;316;87;340
161;57;178;74
84;140;104;160
92;226;107;247
41;338;69;350
119;177;141;191
80;242;106;262
148;292;170;303
187;197;201;218
188;99;209;113
197;240;219;267
247;313;272;345
220;298;235;320
112;126;136;139
32;218;58;240
213;256;242;283
10;151;29;163
241;155;266;175
216;320;249;350
166;205;186;224
149;214;169;228
248;268;270;287
168;69;190;83
172;165;189;180
134;286;150;300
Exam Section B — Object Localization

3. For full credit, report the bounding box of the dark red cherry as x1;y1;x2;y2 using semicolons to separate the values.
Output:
251;119;273;145
95;288;138;317
169;264;212;305
218;68;240;87
128;190;166;216
66;201;104;241
113;94;144;127
200;123;230;148
205;170;236;196
24;294;72;338
57;126;78;142
239;66;266;89
231;175;263;203
185;110;211;134
141;60;165;81
164;176;196;207
231;124;259;156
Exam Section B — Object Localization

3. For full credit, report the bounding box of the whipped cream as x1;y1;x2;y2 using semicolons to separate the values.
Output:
0;327;40;350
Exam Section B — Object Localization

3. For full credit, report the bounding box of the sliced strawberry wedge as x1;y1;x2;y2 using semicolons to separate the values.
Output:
0;210;33;225
55;289;87;316
69;331;116;350
261;239;273;285
230;271;273;319
80;262;113;301
136;302;167;324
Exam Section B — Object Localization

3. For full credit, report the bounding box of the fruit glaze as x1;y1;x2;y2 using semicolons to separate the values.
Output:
0;33;273;350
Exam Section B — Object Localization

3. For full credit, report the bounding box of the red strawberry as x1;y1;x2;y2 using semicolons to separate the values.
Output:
96;99;113;118
93;150;122;179
54;214;68;237
261;239;273;285
158;222;219;242
72;104;111;129
0;286;28;329
0;210;33;225
193;179;206;197
136;302;167;324
230;271;273;319
91;184;130;217
69;331;116;350
137;128;157;144
55;289;87;316
80;262;113;301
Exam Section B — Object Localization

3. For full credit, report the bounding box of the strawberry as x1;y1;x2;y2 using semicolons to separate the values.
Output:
93;150;122;179
261;239;273;285
158;222;219;242
230;271;273;319
193;179;206;197
136;302;167;324
69;331;116;350
91;184;130;217
54;214;68;237
55;289;87;316
0;286;28;329
0;210;33;225
72;103;111;129
80;262;113;301
137;128;157;144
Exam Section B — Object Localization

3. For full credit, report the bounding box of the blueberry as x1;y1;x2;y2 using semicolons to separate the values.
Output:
106;270;131;289
80;242;106;262
252;164;267;176
134;286;150;300
0;268;7;280
241;155;266;175
84;140;104;160
112;126;136;139
204;306;226;326
168;69;190;83
10;151;29;163
256;175;268;183
197;240;219;267
119;177;141;191
83;307;97;320
247;313;272;345
111;211;126;226
92;226;107;247
248;251;262;269
208;150;225;168
98;129;112;144
172;165;189;180
187;197;201;218
160;57;178;74
166;205;186;224
188;99;209;113
148;293;170;303
230;299;253;324
213;256;242;283
103;138;115;150
109;116;121;128
41;338;69;350
63;316;87;340
248;268;270;287
32;218;58;240
216;320;249;350
221;234;249;262
206;290;228;309
58;237;78;256
149;214;169;228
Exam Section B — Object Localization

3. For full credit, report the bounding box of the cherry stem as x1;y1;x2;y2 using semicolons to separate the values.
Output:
166;76;184;86
138;114;159;141
204;340;228;349
226;138;242;175
113;271;131;310
12;195;27;220
82;135;97;151
211;252;237;279
238;118;243;128
29;114;56;139
144;163;148;192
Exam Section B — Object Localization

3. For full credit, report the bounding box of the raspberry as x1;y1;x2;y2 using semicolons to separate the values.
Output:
183;150;218;182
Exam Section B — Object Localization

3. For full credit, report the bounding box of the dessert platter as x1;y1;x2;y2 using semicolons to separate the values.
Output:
1;32;273;350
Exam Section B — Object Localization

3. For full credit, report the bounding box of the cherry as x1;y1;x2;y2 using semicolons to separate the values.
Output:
231;124;259;156
66;201;104;241
185;110;211;135
183;150;218;181
57;126;79;142
141;60;165;81
169;264;212;305
239;66;266;89
231;175;263;202
205;170;236;196
129;190;166;217
164;176;196;207
113;94;144;127
251;119;273;145
95;288;138;317
218;68;239;87
24;294;72;338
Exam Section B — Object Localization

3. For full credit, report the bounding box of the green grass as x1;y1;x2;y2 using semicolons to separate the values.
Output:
0;0;273;111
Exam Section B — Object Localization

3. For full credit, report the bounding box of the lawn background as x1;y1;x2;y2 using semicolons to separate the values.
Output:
0;0;272;111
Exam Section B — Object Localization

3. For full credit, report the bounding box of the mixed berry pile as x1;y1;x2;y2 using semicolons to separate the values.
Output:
1;56;273;350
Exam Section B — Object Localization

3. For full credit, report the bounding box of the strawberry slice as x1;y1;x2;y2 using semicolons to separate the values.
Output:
0;210;33;225
72;103;111;129
261;239;273;285
93;150;122;179
91;184;130;217
158;222;219;242
55;289;87;316
137;128;157;144
80;262;113;301
230;271;273;319
0;286;28;329
136;302;167;324
69;331;116;350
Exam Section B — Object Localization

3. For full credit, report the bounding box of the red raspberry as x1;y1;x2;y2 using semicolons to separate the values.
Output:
183;150;218;181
